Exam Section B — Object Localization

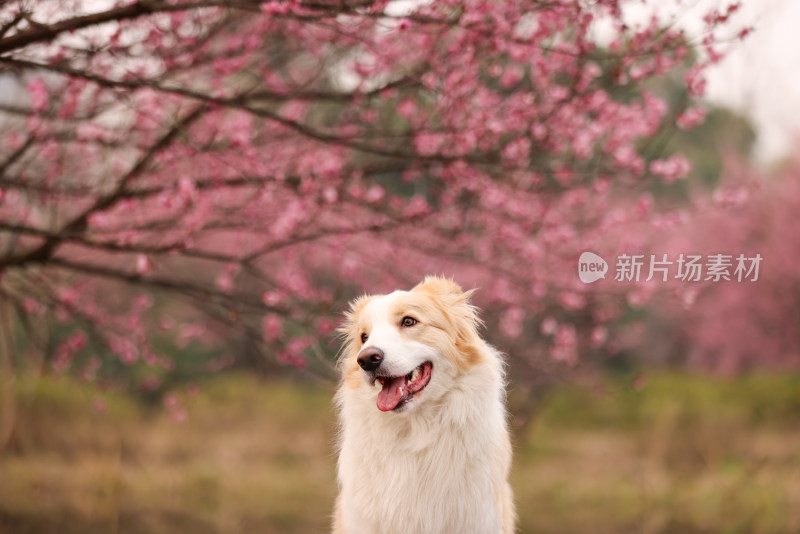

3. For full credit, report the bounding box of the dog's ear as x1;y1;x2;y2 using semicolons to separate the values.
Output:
415;276;476;303
414;276;481;344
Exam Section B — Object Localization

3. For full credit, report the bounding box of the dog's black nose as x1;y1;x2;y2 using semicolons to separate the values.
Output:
357;347;384;372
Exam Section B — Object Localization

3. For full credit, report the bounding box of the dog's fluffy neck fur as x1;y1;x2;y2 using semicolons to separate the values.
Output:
335;345;512;534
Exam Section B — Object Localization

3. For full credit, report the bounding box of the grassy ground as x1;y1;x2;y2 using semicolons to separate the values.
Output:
1;372;800;534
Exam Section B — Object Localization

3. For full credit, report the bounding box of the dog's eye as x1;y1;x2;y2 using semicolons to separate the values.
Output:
360;333;368;343
401;316;417;327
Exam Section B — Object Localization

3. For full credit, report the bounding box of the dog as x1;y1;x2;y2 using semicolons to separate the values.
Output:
334;276;515;534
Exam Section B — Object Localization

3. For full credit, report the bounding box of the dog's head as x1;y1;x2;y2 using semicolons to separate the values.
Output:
339;277;485;413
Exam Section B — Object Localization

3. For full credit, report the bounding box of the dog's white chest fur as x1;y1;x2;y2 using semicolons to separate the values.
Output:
337;367;511;534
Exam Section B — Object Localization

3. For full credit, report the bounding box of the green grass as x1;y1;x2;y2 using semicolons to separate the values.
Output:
1;372;800;534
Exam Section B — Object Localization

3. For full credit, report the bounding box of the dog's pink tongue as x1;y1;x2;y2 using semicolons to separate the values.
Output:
377;376;406;412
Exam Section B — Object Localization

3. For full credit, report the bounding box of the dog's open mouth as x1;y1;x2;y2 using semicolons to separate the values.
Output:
374;362;432;412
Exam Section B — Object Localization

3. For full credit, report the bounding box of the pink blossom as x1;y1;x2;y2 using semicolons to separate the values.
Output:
22;298;43;316
499;307;525;339
262;291;285;307
133;293;154;310
178;323;205;348
712;185;749;207
136;254;152;275
403;196;430;218
636;193;654;217
501;138;530;165
590;326;608;348
271;200;305;236
5;132;24;151
684;65;707;97
650;155;691;183
414;132;446;156
317;317;337;335
215;263;240;293
677;106;707;129
321;187;338;203
613;145;644;174
738;27;753;40
164;392;180;409
364;185;385;204
499;65;524;89
87;211;109;229
558;292;585;310
260;1;290;16
277;336;310;368
540;317;557;336
397;99;417;119
551;325;578;366
159;315;176;331
27;78;48;112
263;314;283;342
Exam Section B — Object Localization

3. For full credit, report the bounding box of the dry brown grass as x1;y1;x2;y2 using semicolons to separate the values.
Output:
0;375;338;534
1;372;800;534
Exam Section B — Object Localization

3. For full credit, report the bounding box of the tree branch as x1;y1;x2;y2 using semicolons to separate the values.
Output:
1;105;207;269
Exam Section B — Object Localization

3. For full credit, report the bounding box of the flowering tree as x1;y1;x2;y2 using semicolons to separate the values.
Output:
0;0;746;393
631;153;800;375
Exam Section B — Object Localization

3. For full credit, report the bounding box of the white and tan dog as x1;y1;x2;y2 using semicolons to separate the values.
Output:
334;277;515;534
